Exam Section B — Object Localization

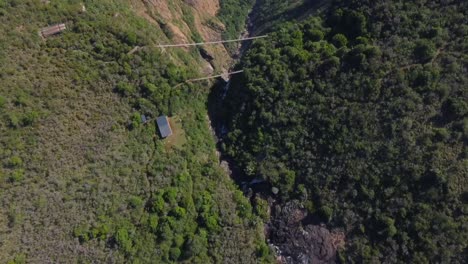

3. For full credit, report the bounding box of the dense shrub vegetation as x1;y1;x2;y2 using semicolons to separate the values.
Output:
224;0;467;262
0;1;270;263
218;0;254;38
248;0;328;35
218;0;255;53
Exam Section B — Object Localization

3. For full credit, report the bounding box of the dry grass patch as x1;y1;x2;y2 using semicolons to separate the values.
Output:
164;116;187;150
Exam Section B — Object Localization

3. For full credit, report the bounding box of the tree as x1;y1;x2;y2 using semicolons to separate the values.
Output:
332;33;348;48
169;247;181;261
115;228;132;253
414;39;436;63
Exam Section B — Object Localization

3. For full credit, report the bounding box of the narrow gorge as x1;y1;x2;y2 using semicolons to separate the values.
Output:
0;1;466;263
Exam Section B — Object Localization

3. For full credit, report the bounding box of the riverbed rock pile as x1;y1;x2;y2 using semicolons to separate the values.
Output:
269;201;340;264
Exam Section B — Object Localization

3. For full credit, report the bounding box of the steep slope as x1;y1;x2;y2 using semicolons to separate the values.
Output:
130;0;232;70
222;0;467;262
0;1;270;263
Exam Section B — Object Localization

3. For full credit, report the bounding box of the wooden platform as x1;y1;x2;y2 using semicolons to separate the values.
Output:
40;23;66;38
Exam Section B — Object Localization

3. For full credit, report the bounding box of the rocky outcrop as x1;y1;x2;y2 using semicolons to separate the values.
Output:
268;201;344;264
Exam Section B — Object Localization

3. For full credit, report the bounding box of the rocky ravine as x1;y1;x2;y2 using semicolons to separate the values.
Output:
133;1;345;262
208;2;347;263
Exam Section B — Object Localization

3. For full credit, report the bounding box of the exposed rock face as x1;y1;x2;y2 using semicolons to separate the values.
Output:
269;201;344;264
275;225;337;264
130;0;232;70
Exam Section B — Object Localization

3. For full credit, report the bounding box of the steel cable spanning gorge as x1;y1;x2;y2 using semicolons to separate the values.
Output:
156;35;268;48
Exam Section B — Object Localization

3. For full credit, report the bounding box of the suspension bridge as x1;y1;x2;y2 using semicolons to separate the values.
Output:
129;35;267;85
157;35;268;48
187;70;244;82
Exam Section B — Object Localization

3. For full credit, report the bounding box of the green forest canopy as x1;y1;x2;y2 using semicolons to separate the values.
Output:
223;0;467;262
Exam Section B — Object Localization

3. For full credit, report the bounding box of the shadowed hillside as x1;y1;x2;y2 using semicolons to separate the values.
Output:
222;0;467;262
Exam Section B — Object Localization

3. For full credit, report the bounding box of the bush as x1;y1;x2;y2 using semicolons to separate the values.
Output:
307;29;324;41
21;111;39;126
125;31;137;46
130;112;142;129
204;215;219;232
380;216;397;238
0;95;6;108
9;169;24;183
149;214;159;232
150;195;165;214
7;254;26;264
169;247;181;261
73;226;90;243
128;196;143;209
172;206;187;219
254;197;270;222
115;228;133;253
256;243;270;258
8;156;23;167
414;39;436;63
7;113;20;128
444;98;467;119
332;33;348;48
320;206;333;222
115;82;135;96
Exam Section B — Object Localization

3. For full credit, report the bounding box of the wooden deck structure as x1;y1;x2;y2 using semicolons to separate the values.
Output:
40;23;66;38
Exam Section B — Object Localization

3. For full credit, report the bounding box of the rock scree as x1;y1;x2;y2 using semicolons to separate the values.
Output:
268;201;344;264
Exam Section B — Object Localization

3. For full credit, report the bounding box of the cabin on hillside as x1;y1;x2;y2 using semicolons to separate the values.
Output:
40;23;66;38
156;115;173;138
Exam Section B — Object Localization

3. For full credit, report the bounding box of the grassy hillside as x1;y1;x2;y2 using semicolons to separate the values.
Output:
0;1;270;263
223;0;467;262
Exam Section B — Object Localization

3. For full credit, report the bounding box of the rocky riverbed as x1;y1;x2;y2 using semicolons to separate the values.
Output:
207;2;346;263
